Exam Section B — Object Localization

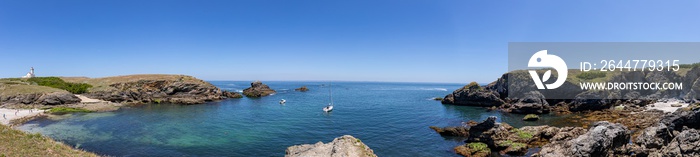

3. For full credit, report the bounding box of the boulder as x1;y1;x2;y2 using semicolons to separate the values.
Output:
535;121;630;157
242;81;276;97
285;135;376;157
454;142;491;157
569;90;618;112
508;91;550;114
295;86;309;92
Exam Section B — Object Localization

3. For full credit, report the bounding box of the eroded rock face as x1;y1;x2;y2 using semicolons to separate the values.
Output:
655;129;700;156
84;76;238;104
536;121;630;157
0;92;80;106
285;135;377;157
242;81;276;97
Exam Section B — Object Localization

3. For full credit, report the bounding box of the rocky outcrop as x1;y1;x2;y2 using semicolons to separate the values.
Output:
535;121;630;157
0;92;80;106
82;75;240;104
638;108;700;145
441;82;505;107
285;135;377;157
295;86;309;92
242;81;276;97
429;126;469;137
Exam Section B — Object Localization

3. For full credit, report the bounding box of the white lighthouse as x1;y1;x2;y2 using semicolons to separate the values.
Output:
21;67;35;78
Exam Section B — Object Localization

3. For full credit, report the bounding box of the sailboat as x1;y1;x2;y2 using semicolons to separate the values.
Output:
323;82;334;112
279;99;286;104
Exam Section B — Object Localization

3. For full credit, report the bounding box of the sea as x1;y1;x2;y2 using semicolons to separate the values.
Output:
18;81;569;157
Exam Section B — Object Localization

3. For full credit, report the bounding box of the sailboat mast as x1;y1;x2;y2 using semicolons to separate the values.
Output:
329;82;333;105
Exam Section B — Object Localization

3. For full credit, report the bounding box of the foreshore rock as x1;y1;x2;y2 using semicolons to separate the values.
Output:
431;116;587;156
79;75;240;104
295;86;309;92
535;121;630;157
285;135;377;157
242;81;276;97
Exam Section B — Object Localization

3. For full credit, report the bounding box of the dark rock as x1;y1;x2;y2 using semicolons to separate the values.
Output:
223;91;243;98
657;129;700;156
536;121;630;157
242;81;276;97
636;108;700;150
37;92;81;105
569;90;618;112
429;126;469;137
509;91;550;114
294;86;309;92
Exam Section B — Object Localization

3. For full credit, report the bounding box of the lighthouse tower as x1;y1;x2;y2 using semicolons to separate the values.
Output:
21;67;35;78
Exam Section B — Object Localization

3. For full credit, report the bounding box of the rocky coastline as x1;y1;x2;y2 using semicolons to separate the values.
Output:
433;66;700;156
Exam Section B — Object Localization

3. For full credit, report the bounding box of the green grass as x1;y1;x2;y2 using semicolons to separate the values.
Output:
512;129;534;140
26;77;92;94
47;107;93;114
679;63;700;69
463;81;481;90
498;140;527;149
467;142;490;153
523;114;539;121
0;124;99;156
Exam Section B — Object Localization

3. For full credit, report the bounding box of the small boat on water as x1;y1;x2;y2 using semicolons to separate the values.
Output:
324;82;334;112
323;104;333;112
279;99;286;104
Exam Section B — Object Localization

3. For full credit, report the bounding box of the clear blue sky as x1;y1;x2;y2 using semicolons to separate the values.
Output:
2;1;699;83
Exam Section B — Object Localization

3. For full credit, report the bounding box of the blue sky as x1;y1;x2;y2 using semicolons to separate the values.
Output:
1;1;699;83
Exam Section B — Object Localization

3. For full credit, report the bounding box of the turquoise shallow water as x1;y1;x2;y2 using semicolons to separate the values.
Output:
18;81;568;156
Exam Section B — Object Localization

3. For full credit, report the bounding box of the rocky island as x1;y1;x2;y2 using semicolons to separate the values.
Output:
295;86;309;92
242;81;276;97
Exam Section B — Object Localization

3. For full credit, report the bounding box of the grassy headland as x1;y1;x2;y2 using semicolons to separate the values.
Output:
0;124;99;157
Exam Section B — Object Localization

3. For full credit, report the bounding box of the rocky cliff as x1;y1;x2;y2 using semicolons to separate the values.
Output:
285;135;377;157
66;74;241;104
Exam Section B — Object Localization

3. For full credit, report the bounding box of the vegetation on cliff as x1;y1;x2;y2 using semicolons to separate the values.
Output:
26;77;92;94
0;124;99;157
